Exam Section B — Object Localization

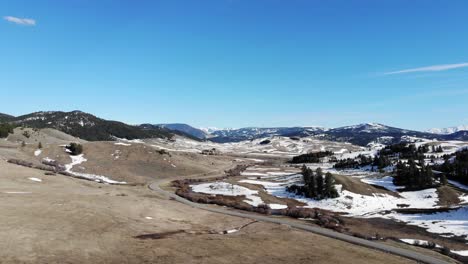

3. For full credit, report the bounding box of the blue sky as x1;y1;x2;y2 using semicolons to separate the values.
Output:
1;0;468;130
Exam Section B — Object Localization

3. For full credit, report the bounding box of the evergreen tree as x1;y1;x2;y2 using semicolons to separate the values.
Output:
440;174;448;185
66;143;83;155
324;172;339;198
316;168;324;199
287;167;339;200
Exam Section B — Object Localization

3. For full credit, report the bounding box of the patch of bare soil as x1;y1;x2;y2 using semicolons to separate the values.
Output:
234;180;307;207
334;174;400;197
437;186;462;206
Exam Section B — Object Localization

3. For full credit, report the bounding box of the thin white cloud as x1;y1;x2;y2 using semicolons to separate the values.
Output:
385;62;468;75
3;16;36;26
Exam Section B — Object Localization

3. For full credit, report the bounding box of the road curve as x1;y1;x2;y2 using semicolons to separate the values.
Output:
148;180;450;264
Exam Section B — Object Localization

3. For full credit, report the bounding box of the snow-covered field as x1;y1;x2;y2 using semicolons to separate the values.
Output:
190;181;287;209
191;164;468;241
239;172;439;216
156;134;468;243
386;208;468;239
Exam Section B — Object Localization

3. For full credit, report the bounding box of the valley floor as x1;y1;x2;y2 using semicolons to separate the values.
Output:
0;128;465;264
0;160;426;264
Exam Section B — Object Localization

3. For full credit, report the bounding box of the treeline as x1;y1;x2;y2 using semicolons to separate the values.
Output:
436;149;468;185
334;154;391;171
290;151;334;163
0;123;14;138
333;143;442;171
380;143;429;160
286;166;339;200
393;159;439;190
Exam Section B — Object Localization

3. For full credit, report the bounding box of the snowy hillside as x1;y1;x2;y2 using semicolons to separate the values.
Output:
427;125;468;135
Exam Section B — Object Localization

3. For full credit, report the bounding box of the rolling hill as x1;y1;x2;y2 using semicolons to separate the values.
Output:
206;123;468;146
1;111;173;141
150;123;208;140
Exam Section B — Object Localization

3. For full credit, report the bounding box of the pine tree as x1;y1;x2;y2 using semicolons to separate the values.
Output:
440;174;448;185
324;172;339;198
316;168;324;199
308;174;317;198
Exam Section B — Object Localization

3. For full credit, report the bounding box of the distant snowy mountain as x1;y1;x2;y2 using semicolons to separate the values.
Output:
318;123;435;146
206;123;445;146
330;123;406;133
151;123;208;139
427;125;468;135
3;110;468;145
199;127;224;134
209;127;328;143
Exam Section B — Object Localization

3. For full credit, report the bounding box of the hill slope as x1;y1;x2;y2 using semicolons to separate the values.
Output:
151;123;208;139
207;123;466;146
8;111;173;141
0;113;15;123
209;127;326;143
322;123;440;146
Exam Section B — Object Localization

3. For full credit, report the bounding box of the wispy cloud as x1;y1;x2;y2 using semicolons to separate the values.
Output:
385;62;468;75
3;16;36;26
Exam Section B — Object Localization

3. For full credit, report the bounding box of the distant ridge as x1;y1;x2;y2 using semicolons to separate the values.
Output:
153;123;208;140
427;125;468;135
2;111;468;144
1;111;173;141
0;113;14;123
204;123;468;145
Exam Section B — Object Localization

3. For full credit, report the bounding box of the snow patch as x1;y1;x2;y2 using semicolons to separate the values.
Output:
28;177;42;182
451;250;468;256
65;154;126;184
114;142;131;146
190;182;264;206
269;203;288;209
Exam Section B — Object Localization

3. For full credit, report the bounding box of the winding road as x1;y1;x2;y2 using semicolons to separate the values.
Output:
148;178;451;264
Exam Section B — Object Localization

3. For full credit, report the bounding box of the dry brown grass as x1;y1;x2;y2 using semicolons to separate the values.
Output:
0;160;422;264
334;174;400;197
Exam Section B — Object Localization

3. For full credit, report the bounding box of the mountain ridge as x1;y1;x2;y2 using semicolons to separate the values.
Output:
427;125;468;135
0;110;174;141
2;111;468;145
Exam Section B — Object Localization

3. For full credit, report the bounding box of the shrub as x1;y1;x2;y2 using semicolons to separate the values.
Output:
157;149;169;155
66;143;83;155
22;131;31;138
0;123;14;138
